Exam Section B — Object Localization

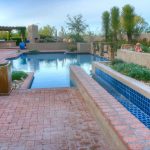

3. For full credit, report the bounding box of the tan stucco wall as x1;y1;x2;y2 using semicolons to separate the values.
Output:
117;49;150;69
77;43;91;53
26;42;69;50
0;41;16;48
27;25;39;43
138;33;150;41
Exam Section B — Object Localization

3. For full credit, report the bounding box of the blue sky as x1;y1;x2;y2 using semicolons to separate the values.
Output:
0;0;150;34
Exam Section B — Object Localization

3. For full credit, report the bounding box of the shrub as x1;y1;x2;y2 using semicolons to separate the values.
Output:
39;36;56;42
139;39;150;47
111;59;124;65
12;71;28;81
111;62;150;81
128;64;150;81
67;44;77;52
11;37;26;46
141;45;150;53
69;34;84;42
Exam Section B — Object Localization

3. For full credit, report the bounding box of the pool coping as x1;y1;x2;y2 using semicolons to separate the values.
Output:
1;50;107;62
70;66;150;150
0;50;68;65
20;72;34;89
0;53;21;65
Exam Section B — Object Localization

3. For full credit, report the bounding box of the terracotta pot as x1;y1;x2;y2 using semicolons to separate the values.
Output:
0;63;12;95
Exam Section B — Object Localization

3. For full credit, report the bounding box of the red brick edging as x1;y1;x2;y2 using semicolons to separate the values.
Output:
70;66;150;150
20;72;34;89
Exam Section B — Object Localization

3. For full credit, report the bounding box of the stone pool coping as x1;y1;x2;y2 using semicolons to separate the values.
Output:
70;66;150;150
20;72;34;89
0;50;68;65
0;53;21;65
0;49;104;66
93;62;150;99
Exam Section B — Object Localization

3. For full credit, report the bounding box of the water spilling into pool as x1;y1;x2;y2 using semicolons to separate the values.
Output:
10;52;106;88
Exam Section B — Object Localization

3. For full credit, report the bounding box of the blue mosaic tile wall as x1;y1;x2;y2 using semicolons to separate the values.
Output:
93;73;150;129
95;68;150;117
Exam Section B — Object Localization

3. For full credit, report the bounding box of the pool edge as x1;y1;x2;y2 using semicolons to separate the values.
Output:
70;66;150;150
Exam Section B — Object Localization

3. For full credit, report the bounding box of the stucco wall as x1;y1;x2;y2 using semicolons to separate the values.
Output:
117;49;150;69
77;43;91;53
27;25;40;43
0;41;16;48
138;33;150;41
26;42;69;50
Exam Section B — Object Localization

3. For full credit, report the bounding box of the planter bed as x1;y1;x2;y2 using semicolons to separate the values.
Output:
12;72;34;90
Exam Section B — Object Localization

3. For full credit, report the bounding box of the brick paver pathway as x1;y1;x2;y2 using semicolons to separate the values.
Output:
0;88;112;150
0;49;18;60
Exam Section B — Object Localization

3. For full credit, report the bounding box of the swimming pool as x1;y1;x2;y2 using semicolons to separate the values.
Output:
10;52;106;88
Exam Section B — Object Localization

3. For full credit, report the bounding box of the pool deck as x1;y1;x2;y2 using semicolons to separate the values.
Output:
0;49;150;150
0;49;19;64
0;49;113;150
0;88;112;150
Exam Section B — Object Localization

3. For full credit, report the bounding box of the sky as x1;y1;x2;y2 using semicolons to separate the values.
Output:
0;0;150;34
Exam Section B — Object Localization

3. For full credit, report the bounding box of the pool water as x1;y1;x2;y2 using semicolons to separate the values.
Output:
10;52;106;88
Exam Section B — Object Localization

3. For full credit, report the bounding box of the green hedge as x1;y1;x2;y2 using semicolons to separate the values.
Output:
10;37;27;46
12;71;28;81
111;59;124;65
67;44;77;52
111;59;150;82
141;45;150;53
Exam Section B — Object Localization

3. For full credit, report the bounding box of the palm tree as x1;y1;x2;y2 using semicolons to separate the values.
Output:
110;7;120;41
121;4;135;42
102;11;110;41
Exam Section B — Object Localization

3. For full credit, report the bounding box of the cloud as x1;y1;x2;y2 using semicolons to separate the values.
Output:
0;0;150;33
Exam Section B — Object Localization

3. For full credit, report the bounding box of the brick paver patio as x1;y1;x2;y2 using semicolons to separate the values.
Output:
0;88;113;150
0;49;18;60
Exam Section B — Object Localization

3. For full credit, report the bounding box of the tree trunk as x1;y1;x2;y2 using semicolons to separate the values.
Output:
127;32;132;43
113;31;117;41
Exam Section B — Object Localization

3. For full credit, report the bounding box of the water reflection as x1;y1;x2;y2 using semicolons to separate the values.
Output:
10;53;106;88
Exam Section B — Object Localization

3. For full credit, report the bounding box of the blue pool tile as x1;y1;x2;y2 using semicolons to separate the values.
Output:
94;68;150;129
